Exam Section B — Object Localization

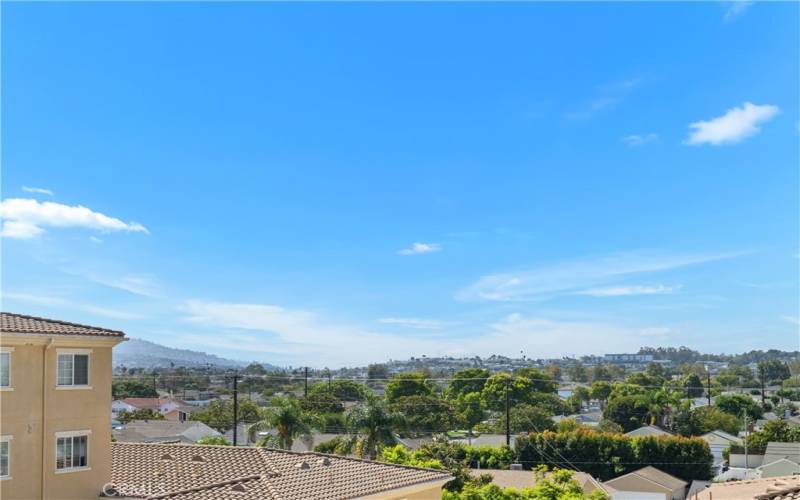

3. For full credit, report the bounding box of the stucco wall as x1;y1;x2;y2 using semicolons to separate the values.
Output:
0;337;120;500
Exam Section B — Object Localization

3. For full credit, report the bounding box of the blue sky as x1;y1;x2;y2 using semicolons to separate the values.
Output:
2;2;798;367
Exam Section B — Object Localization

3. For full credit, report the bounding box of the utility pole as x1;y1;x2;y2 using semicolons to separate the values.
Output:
152;374;157;394
304;367;309;398
505;378;511;447
327;369;331;390
759;365;766;406
743;412;749;469
232;373;239;447
706;366;712;406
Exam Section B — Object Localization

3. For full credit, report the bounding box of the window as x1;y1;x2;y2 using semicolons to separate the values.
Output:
0;436;10;479
56;351;90;387
56;432;89;472
0;350;10;388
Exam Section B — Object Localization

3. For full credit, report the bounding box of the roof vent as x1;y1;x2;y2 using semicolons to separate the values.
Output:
230;483;247;492
296;461;311;469
191;455;206;463
160;453;175;461
317;457;331;466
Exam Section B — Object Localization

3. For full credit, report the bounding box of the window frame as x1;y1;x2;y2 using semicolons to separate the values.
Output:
0;348;13;390
55;349;92;389
54;430;91;474
0;435;12;480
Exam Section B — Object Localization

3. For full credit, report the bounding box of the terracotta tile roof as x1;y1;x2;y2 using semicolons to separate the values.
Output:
694;475;800;500
1;312;124;337
110;442;452;499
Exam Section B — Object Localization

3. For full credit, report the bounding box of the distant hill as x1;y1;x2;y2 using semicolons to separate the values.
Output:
113;337;278;370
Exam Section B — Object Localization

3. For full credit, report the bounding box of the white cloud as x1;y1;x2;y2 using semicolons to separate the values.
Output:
781;315;800;326
86;273;162;298
724;1;753;22
377;317;449;330
0;198;148;239
22;186;54;196
457;251;741;301
3;292;143;320
622;133;658;146
577;284;678;297
398;242;442;255
180;300;671;366
685;102;779;146
89;236;103;244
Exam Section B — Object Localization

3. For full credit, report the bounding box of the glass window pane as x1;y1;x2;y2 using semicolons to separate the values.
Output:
56;438;66;469
65;438;72;469
73;355;88;385
0;353;9;387
73;436;87;467
0;441;8;476
57;355;73;386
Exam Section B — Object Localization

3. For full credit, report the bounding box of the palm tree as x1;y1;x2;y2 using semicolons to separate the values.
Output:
345;395;405;459
249;396;322;450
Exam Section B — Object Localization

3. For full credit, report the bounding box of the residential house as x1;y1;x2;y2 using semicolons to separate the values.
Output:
603;466;688;500
758;442;800;478
0;312;126;500
625;425;673;438
692;475;800;499
701;430;741;474
470;469;607;496
109;442;452;499
112;420;221;443
111;397;182;420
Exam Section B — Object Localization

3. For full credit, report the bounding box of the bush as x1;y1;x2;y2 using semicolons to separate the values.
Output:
515;430;712;482
196;435;232;446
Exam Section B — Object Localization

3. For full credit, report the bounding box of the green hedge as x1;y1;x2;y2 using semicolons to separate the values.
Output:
515;430;713;482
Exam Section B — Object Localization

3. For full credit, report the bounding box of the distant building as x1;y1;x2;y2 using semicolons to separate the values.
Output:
604;353;654;364
112;420;221;443
624;425;673;438
603;466;687;500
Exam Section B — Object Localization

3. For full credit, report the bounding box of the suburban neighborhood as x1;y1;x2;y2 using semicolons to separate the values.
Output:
2;1;798;499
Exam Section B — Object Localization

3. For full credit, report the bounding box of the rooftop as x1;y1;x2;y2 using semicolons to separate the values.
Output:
694;475;800;500
604;465;687;491
1;311;125;337
110;442;452;499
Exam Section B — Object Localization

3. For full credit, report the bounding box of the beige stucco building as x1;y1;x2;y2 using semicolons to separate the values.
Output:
0;312;126;500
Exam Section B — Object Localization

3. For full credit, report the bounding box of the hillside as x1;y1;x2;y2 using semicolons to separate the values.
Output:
113;337;273;370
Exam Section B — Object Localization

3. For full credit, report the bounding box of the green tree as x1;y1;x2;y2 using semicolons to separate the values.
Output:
385;372;432;403
390;395;459;436
191;399;261;432
591;365;613;382
508;404;556;433
684;374;705;398
367;364;389;381
447;369;491;399
566;363;588;383
759;360;792;384
300;390;344;414
590;381;613;407
241;362;268;375
112;380;158;399
117;408;164;424
603;395;648;432
675;406;741;436
572;386;592;410
249;396;322;450
196;435;232;446
346;395;405;459
515;368;558;393
455;392;486;437
747;419;800;450
714;393;763;420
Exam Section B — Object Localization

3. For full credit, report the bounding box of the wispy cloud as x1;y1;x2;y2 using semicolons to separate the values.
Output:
377;317;451;330
724;1;753;22
782;315;800;326
85;273;162;298
622;133;658;147
0;198;148;239
566;75;645;120
457;251;741;302
577;284;678;297
3;292;143;320
22;186;54;196
685;102;779;146
398;242;442;256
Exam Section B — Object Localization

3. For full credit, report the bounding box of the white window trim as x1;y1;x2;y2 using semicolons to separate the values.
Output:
0;347;13;391
56;350;91;388
0;435;12;480
55;430;91;474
